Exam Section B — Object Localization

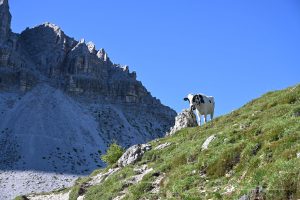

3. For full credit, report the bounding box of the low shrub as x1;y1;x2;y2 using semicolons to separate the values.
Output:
101;142;124;166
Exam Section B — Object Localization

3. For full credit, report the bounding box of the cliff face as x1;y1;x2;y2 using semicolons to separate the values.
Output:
0;1;176;199
0;0;11;43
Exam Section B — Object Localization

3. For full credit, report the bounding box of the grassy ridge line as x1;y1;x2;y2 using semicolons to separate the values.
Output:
18;84;300;200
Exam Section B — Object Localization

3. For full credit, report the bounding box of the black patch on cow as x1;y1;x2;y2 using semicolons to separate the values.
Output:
209;100;212;103
184;97;190;103
192;95;198;103
192;95;205;104
199;95;205;103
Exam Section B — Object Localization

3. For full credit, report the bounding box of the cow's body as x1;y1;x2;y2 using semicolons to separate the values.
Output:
184;93;215;125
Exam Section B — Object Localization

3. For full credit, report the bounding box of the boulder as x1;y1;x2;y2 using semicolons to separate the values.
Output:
238;194;249;200
118;144;152;167
166;109;197;136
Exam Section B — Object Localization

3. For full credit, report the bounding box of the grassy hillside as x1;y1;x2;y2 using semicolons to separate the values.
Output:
20;85;300;200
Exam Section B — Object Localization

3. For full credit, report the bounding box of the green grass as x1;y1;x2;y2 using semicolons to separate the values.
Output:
69;176;91;200
14;187;71;200
30;84;300;200
84;166;134;199
118;84;300;200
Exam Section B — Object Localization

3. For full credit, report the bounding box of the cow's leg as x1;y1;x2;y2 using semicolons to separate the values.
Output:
211;112;214;121
204;115;207;124
199;116;202;126
196;110;201;126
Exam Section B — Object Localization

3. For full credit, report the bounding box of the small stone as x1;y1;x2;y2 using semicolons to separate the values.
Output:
239;124;246;129
225;170;234;178
238;194;249;200
202;135;216;150
252;143;261;155
294;110;300;117
223;185;235;195
154;142;172;150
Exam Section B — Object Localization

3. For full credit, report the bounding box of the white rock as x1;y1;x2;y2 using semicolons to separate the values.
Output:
150;172;165;194
113;165;153;200
88;167;120;186
86;41;96;54
166;109;197;136
202;135;216;150
79;38;85;43
154;142;172;150
238;194;249;200
223;185;235;195
77;196;84;200
27;190;70;200
117;144;152;167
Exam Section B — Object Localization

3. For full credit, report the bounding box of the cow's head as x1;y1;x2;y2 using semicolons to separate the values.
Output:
184;94;196;111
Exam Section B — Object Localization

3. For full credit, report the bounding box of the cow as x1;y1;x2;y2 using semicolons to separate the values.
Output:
184;93;215;126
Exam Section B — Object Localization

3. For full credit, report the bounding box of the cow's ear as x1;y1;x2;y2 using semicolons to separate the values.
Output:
183;97;189;101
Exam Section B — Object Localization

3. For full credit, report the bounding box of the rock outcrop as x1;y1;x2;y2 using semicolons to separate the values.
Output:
166;108;198;136
0;1;176;199
0;0;11;43
117;144;152;167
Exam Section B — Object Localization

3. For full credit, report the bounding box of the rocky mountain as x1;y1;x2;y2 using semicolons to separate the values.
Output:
0;0;176;199
24;84;300;200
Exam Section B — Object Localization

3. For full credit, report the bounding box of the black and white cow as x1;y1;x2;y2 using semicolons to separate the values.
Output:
184;93;215;126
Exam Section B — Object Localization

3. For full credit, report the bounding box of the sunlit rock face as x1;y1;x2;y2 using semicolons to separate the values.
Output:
0;1;176;199
166;109;198;136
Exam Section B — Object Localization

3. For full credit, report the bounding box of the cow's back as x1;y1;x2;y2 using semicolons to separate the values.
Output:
195;94;214;115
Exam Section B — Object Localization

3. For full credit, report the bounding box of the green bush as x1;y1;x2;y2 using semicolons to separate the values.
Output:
101;142;124;166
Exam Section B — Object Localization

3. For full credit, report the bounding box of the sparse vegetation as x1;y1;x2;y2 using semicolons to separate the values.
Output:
84;167;134;199
69;176;91;200
101;142;124;166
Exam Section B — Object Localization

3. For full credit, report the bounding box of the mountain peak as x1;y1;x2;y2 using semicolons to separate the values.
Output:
0;0;8;7
97;48;109;61
0;0;11;43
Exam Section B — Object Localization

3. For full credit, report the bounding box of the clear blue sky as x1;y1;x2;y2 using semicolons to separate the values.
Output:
10;0;300;116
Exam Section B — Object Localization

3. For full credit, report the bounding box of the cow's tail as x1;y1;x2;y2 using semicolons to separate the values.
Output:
210;96;215;106
211;97;215;120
